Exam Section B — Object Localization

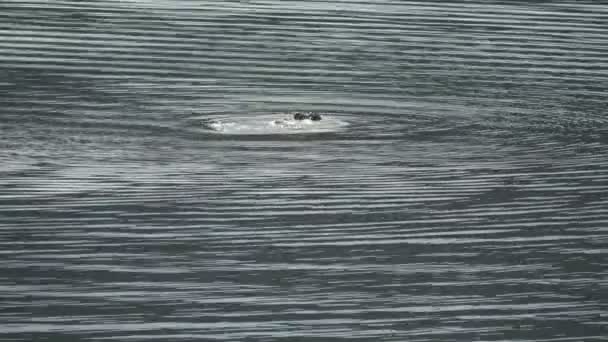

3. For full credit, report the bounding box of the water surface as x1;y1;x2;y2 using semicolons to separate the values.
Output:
0;1;607;341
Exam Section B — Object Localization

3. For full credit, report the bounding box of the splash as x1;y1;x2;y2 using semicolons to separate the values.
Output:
202;113;349;135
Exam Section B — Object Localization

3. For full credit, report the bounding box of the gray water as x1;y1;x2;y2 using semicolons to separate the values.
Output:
1;1;607;341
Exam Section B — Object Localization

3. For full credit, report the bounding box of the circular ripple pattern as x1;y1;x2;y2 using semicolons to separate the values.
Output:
0;1;607;341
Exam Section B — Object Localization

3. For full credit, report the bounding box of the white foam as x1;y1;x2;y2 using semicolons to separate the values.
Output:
203;114;349;135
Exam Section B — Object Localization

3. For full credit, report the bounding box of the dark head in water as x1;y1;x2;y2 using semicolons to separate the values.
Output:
293;112;322;121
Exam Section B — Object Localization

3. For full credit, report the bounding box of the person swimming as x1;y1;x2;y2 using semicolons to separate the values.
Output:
293;112;322;121
272;112;323;126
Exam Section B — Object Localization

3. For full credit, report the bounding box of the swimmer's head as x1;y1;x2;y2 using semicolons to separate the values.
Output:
293;112;322;121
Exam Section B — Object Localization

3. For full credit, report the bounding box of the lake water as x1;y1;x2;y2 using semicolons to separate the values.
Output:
1;1;607;341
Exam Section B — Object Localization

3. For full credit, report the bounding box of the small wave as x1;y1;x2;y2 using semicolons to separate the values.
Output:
201;113;349;135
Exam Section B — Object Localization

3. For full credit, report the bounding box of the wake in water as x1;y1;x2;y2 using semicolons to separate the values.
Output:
201;112;349;135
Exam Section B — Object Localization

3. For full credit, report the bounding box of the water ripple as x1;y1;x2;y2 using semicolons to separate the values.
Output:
0;0;606;341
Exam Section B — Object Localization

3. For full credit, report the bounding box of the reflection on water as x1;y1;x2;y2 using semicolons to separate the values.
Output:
0;0;606;341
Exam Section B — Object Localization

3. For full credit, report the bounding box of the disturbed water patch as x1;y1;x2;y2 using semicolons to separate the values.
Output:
198;112;350;135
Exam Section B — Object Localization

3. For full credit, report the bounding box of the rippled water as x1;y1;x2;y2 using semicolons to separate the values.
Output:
1;1;607;341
